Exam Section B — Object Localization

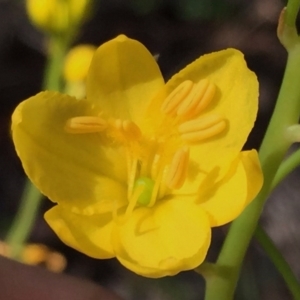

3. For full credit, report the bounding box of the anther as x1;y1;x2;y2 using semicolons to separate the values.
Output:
161;80;194;115
65;116;107;133
177;79;216;118
114;119;142;141
179;114;226;143
165;147;189;189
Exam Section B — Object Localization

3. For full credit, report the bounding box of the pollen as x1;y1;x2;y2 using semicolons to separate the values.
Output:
65;116;107;133
179;114;226;143
161;80;194;115
165;147;189;189
177;79;216;118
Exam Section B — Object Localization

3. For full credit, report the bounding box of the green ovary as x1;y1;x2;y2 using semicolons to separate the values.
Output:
134;177;155;206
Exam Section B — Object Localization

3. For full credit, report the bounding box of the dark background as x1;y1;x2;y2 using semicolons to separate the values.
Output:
1;0;299;299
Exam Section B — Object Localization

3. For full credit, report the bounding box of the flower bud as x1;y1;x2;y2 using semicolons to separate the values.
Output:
26;0;91;35
63;44;96;98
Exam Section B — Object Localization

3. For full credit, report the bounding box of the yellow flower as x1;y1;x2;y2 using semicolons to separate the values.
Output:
63;45;96;98
26;0;90;35
11;35;263;278
64;45;96;82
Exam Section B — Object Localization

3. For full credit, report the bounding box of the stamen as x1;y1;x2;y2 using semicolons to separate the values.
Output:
126;151;138;199
165;147;189;189
65;116;107;133
112;184;144;225
151;153;161;178
148;165;164;207
124;184;144;219
179;114;226;143
177;79;216;117
161;80;194;115
113;119;142;141
194;82;216;115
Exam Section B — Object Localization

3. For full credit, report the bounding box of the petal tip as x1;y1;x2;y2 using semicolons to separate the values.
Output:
115;34;129;43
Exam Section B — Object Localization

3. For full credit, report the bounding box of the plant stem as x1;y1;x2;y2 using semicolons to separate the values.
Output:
5;36;69;260
285;0;300;26
255;226;300;300
204;10;300;299
271;147;300;189
43;37;69;91
5;183;41;259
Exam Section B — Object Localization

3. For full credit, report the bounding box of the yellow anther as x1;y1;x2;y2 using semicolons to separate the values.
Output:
114;119;142;141
65;116;107;133
161;80;194;115
179;114;226;143
165;147;189;189
177;79;216;117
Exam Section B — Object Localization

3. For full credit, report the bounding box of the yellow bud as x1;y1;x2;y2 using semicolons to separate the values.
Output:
63;45;96;82
26;0;91;35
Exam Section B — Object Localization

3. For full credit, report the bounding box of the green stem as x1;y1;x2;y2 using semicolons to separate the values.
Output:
271;147;300;189
285;0;300;26
43;37;69;91
5;183;41;259
5;36;69;260
254;226;300;300
205;17;300;300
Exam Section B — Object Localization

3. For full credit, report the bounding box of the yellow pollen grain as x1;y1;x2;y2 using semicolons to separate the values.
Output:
161;80;194;115
165;147;189;189
65;116;107;133
177;79;215;117
179;115;226;143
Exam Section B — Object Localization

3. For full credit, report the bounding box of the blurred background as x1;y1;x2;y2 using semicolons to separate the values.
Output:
1;0;299;299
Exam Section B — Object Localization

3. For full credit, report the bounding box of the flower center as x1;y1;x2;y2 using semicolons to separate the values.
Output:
64;78;226;221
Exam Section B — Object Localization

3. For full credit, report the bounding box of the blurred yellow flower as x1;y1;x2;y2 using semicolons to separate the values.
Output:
11;35;263;277
64;45;96;82
63;44;96;98
26;0;91;35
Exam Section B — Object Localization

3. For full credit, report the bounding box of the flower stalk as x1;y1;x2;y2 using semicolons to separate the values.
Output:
254;226;300;299
204;1;300;298
5;36;69;260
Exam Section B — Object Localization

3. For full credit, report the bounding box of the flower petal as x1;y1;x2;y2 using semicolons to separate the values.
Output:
112;199;211;278
11;91;127;208
199;150;262;226
147;49;258;181
86;35;164;126
240;150;263;205
45;205;114;258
